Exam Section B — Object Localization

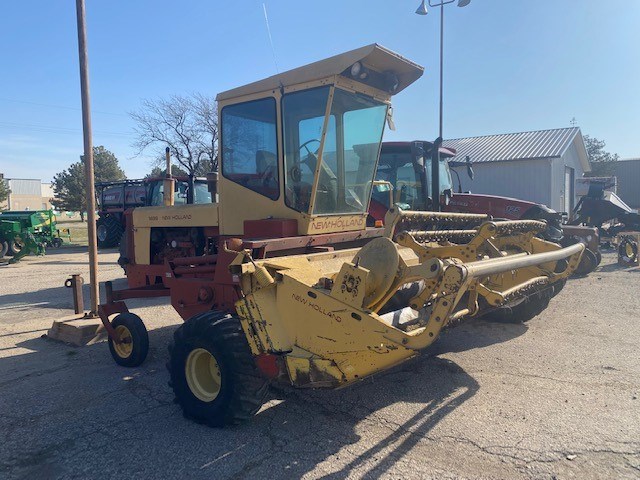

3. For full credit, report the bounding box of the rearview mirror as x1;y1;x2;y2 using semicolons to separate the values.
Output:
465;156;474;180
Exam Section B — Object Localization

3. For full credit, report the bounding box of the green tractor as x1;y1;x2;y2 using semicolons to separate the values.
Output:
0;209;68;263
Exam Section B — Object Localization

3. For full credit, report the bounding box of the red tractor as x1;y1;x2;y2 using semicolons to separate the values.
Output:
370;140;601;275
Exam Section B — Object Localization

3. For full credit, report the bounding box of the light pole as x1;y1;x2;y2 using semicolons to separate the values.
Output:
415;0;470;211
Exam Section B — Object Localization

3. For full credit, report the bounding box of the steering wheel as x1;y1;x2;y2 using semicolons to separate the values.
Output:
289;139;321;183
299;139;321;156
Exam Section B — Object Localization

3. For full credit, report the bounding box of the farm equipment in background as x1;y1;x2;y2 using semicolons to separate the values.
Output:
0;209;68;263
370;140;601;275
98;44;585;427
568;177;640;238
95;176;212;248
616;231;640;266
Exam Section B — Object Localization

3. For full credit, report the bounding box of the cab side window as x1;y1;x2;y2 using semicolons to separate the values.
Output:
221;97;279;200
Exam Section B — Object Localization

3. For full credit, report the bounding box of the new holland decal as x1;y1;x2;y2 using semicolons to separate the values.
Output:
310;216;364;232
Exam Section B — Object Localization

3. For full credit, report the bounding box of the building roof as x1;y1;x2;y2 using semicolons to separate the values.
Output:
443;127;589;171
6;178;42;196
216;44;424;101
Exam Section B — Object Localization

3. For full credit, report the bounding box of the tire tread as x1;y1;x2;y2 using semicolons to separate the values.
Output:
168;311;269;427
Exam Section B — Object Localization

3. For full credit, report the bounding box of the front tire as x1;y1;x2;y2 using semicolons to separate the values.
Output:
168;311;269;427
108;313;149;367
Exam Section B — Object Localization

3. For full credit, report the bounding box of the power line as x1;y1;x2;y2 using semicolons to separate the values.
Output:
0;96;128;117
0;120;134;137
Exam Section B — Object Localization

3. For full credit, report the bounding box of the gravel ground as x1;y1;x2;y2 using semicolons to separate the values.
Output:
0;247;638;479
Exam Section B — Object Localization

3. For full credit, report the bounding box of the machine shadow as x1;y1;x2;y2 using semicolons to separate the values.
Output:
239;318;526;479
258;354;479;479
0;277;134;311
0;312;525;479
596;262;639;273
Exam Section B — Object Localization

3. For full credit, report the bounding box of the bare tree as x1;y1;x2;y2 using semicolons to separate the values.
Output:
130;93;218;178
192;92;219;172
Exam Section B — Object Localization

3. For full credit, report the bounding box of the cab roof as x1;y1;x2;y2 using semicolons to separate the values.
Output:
216;44;424;101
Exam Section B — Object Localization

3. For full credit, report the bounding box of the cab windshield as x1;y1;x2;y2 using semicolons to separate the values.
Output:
282;86;388;215
375;152;453;209
148;180;212;206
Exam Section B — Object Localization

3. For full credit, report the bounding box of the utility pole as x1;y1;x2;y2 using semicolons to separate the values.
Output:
75;0;99;316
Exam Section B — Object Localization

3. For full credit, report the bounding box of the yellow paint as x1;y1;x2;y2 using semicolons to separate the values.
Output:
301;214;368;235
185;348;222;402
233;211;584;389
112;325;133;359
133;228;151;265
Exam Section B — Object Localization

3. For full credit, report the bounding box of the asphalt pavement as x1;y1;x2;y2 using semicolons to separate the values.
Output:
0;248;638;479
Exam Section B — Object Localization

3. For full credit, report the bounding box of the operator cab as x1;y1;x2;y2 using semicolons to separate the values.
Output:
216;44;424;236
147;178;212;206
374;141;455;211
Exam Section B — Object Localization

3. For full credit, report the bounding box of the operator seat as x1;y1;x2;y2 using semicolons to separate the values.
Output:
253;150;278;198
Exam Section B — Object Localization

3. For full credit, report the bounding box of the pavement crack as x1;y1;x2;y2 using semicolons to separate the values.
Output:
0;362;76;389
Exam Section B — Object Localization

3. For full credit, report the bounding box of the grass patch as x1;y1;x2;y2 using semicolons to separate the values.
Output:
58;220;88;247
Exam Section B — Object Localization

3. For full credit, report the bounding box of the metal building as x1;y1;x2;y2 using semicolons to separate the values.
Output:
1;177;48;211
613;158;640;209
443;127;591;213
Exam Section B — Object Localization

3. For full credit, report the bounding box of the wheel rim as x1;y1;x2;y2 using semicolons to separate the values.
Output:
113;325;133;359
625;242;635;259
185;348;222;402
12;241;22;253
97;224;108;242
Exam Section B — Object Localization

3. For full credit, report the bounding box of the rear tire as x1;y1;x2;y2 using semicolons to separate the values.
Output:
96;216;124;249
8;240;23;256
0;241;8;258
168;311;269;427
108;313;149;367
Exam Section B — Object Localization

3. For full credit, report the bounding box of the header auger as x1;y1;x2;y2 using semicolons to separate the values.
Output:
383;208;582;321
98;44;585;427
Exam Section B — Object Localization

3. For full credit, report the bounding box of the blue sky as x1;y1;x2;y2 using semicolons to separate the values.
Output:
1;0;638;181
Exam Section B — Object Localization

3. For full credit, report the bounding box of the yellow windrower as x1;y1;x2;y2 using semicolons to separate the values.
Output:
107;44;585;428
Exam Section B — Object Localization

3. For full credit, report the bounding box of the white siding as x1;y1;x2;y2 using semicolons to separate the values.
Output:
550;139;587;212
455;159;552;206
